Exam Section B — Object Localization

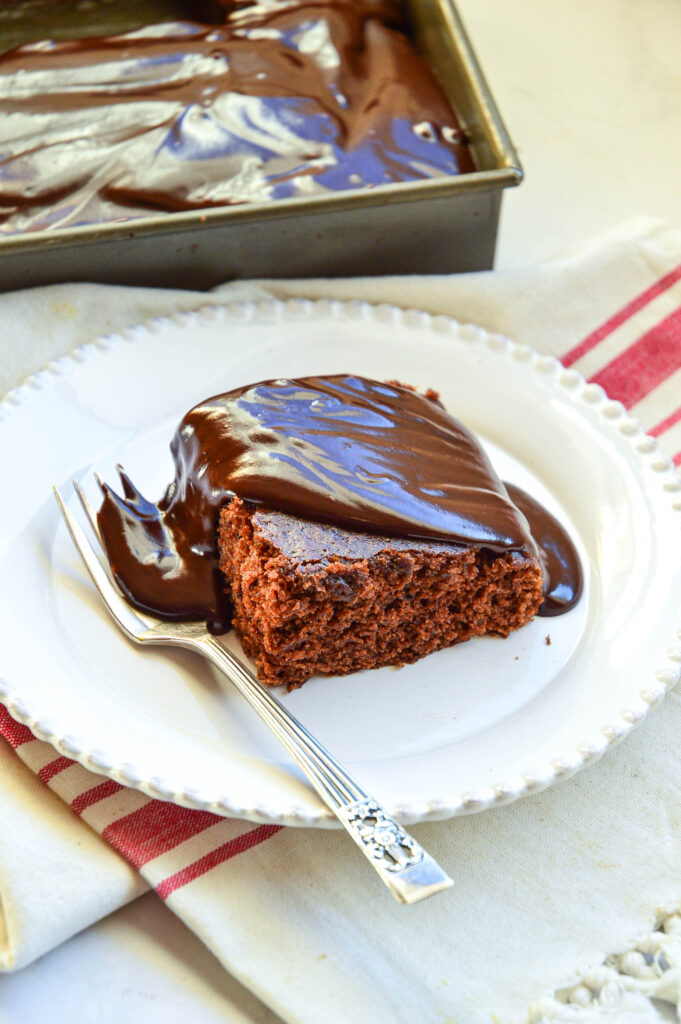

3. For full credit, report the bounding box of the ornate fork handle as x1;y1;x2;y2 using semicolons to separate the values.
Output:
55;483;452;905
197;634;453;904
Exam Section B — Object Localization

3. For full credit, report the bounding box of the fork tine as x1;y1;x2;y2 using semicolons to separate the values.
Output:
73;479;102;542
53;485;145;642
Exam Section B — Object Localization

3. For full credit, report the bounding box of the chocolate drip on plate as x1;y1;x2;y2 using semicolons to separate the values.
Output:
504;482;583;617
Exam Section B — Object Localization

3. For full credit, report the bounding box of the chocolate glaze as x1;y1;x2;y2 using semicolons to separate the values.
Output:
0;0;474;234
96;375;583;633
505;482;583;618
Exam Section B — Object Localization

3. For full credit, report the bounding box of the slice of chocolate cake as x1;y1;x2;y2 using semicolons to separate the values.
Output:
98;374;567;690
219;498;543;690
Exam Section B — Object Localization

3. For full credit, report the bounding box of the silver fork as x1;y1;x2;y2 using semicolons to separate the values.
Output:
54;482;453;905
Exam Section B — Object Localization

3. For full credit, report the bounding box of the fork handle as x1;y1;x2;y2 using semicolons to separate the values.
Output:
199;635;453;905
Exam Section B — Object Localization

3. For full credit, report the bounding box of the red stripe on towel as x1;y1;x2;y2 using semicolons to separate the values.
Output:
588;307;681;408
156;824;283;900
103;802;224;869
71;778;125;814
648;404;681;438
562;263;681;367
38;756;74;783
0;705;36;749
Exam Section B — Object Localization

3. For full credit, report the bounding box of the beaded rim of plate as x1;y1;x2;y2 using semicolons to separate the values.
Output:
0;298;679;826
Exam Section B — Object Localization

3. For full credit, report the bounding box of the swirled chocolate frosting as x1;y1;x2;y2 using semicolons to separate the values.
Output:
97;374;582;631
0;0;474;234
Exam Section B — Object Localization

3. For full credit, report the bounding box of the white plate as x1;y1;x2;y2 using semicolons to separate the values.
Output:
1;300;680;827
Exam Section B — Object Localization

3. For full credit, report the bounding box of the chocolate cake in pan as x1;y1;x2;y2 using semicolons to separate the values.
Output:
0;0;522;286
0;0;474;234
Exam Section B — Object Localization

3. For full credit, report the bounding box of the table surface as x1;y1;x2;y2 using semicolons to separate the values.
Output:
1;0;680;1020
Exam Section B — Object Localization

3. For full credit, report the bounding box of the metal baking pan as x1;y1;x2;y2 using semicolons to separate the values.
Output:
0;0;522;290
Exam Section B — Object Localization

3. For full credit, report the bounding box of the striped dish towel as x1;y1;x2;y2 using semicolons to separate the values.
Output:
561;262;681;461
1;216;680;1024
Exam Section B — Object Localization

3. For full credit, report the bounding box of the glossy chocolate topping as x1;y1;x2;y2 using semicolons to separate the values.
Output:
97;375;534;630
0;0;474;234
97;375;583;631
505;483;583;618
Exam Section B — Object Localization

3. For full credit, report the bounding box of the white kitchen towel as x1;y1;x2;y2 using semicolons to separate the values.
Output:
1;215;681;1024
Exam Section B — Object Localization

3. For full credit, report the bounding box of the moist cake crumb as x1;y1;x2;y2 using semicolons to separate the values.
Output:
219;498;544;690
